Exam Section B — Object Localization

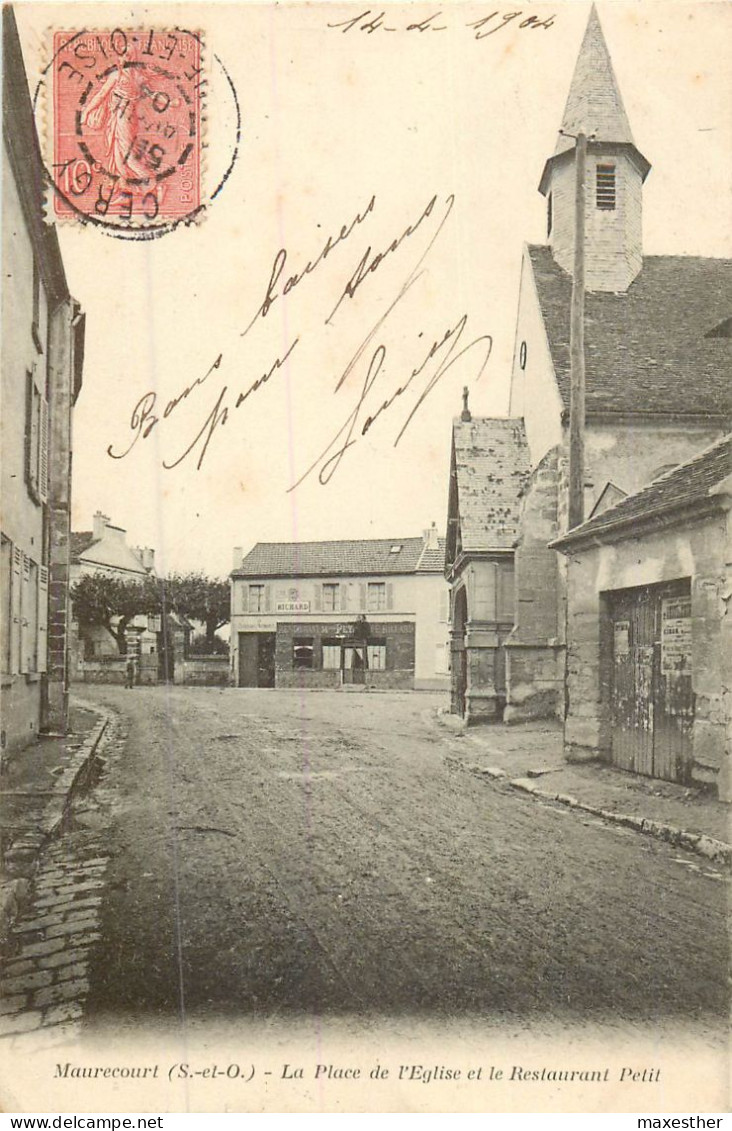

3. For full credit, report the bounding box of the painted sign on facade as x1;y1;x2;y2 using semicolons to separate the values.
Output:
276;601;310;613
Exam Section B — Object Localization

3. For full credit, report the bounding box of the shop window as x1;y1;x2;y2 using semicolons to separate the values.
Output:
322;641;341;670
367;582;386;612
293;638;314;669
322;583;339;612
249;584;265;613
367;641;386;670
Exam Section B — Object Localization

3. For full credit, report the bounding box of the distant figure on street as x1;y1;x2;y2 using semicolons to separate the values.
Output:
125;655;138;688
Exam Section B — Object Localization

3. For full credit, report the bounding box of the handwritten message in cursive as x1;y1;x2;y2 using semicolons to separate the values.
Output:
107;190;493;486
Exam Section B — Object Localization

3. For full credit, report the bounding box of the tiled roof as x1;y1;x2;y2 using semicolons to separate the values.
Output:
554;6;635;158
70;532;98;562
553;434;732;547
528;246;732;419
452;418;531;551
415;537;447;573
233;537;432;578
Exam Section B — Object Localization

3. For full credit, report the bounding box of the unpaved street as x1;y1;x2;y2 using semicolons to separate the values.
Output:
49;686;726;1029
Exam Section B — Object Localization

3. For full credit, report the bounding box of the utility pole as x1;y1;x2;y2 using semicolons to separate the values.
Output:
568;130;587;530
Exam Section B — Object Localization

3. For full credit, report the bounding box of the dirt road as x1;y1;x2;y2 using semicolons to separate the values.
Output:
70;687;726;1027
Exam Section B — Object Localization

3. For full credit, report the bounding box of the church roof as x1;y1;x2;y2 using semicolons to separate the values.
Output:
553;434;732;549
539;5;650;193
527;245;732;420
450;418;530;553
554;5;635;157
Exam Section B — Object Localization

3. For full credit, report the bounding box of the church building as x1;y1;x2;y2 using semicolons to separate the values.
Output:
445;6;731;783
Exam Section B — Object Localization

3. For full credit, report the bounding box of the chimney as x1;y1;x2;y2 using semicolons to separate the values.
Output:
460;387;471;422
93;511;109;540
233;546;243;569
141;547;155;572
426;521;439;550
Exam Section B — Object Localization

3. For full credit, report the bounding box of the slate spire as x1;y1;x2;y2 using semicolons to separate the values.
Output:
554;4;635;157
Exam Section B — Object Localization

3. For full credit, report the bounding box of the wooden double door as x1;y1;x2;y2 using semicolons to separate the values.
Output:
238;632;276;687
609;580;694;784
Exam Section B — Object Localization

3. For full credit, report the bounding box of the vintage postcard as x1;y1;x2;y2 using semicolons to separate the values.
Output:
1;0;730;1116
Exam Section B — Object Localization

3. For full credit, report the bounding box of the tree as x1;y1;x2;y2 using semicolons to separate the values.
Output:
164;572;230;651
71;573;162;654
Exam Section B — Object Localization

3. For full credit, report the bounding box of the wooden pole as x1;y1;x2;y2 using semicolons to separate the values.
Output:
568;131;587;530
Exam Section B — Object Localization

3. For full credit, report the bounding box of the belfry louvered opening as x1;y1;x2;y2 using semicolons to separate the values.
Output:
596;164;616;209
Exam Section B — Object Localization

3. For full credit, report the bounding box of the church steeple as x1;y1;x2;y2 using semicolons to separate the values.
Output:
539;5;651;292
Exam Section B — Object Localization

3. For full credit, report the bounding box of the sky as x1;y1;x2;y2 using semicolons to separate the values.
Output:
14;0;732;578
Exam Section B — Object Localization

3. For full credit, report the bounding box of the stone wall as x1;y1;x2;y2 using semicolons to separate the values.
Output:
174;658;230;686
561;510;731;799
505;447;565;722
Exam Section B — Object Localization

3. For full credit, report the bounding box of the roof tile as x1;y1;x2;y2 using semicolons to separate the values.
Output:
554;434;731;545
453;418;530;551
232;536;444;578
529;247;732;419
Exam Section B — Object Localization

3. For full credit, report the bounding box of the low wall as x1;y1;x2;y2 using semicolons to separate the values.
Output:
275;669;414;691
78;655;158;685
174;657;230;686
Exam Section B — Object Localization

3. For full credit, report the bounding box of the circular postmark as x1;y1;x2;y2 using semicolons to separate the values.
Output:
39;27;240;239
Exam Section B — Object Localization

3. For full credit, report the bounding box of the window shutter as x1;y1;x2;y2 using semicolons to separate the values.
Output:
386;583;394;611
314;585;322;612
359;583;367;611
39;397;49;503
25;373;33;487
264;584;271;612
334;584;340;613
20;554;30;673
240;583;249;614
11;546;22;674
38;566;49;672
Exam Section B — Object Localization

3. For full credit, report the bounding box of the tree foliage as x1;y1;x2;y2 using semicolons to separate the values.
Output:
71;573;163;654
71;570;230;654
164;573;230;649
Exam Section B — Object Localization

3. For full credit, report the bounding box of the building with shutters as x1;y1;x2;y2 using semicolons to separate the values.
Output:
69;511;158;673
230;527;449;691
1;8;85;753
444;6;730;752
551;435;731;801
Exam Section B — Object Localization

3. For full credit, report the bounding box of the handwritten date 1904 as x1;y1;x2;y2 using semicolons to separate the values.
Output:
327;9;556;39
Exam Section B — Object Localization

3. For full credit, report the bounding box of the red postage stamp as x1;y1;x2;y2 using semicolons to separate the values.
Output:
50;28;203;230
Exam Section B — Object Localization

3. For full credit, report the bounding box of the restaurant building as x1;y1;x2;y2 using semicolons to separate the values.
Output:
230;528;449;691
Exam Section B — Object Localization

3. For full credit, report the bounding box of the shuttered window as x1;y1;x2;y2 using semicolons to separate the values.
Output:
249;584;265;613
367;582;386;612
596;164;616;210
1;537;12;674
322;583;339;612
38;566;49;673
25;369;49;505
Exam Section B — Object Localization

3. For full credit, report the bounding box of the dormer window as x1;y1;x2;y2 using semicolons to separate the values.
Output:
596;164;616;210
